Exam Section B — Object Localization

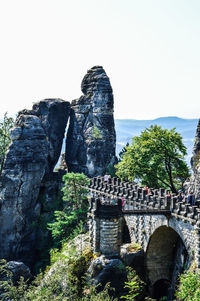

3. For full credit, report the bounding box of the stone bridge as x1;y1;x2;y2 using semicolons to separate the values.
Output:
88;177;200;293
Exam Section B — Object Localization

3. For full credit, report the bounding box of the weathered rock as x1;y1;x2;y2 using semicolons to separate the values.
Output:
6;261;32;284
87;255;126;293
120;244;144;277
32;99;70;173
0;113;48;265
184;119;200;199
0;99;70;266
58;153;68;172
0;261;32;299
191;119;200;169
65;66;116;177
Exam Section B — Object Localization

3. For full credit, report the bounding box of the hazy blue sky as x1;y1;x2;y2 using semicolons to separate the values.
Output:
0;0;200;119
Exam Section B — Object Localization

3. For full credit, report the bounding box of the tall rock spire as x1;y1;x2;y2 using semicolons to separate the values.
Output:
184;119;200;199
65;66;116;177
191;119;200;169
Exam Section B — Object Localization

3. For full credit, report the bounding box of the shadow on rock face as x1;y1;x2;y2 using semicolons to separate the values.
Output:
0;261;32;285
87;255;127;296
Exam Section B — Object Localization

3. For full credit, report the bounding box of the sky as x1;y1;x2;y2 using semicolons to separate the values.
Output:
0;0;200;120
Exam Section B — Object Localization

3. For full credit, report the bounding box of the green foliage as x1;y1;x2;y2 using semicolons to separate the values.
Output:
48;210;88;247
62;172;90;210
92;125;102;139
32;191;64;273
121;268;145;300
0;112;14;173
107;162;116;177
48;173;90;247
126;243;142;253
0;244;115;301
0;250;147;301
176;270;200;301
115;125;190;193
0;259;28;301
83;283;117;300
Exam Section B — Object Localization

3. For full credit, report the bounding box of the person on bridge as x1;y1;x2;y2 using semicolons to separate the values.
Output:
104;173;109;182
144;186;149;195
187;191;195;206
111;196;116;205
148;188;154;196
177;190;185;202
167;190;172;199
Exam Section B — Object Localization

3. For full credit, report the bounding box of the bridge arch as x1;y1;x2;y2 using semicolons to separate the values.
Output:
145;225;188;298
121;218;131;244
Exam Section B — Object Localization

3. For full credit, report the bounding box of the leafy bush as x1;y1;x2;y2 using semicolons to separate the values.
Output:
92;125;102;139
0;243;115;301
121;268;145;300
176;270;200;300
48;209;88;247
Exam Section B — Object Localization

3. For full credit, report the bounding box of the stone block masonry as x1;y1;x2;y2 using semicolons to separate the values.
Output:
88;176;200;288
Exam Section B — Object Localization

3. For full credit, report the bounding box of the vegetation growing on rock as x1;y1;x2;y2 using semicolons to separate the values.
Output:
0;238;146;301
0;112;14;173
48;172;90;248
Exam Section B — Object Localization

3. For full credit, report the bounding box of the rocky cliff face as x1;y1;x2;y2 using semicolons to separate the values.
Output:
0;66;116;266
65;66;116;177
184;119;200;198
191;119;200;169
0;99;70;265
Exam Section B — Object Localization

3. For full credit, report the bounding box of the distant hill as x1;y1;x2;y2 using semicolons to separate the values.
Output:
115;117;199;166
59;117;198;168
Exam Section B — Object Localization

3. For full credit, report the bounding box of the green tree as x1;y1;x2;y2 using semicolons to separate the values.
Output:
62;172;90;211
0;112;14;173
115;125;190;193
48;173;90;246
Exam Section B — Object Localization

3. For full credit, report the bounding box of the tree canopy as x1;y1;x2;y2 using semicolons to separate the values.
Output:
115;125;190;193
61;172;90;210
48;172;90;246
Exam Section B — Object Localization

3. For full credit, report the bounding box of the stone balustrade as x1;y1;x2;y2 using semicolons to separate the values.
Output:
88;177;200;223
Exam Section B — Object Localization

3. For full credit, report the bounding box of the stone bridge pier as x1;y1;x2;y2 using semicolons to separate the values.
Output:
88;177;200;298
88;197;124;256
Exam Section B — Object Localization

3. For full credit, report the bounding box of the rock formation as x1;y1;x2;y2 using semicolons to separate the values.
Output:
0;66;116;266
184;119;200;198
87;255;127;295
0;99;70;265
191;119;200;169
65;66;116;177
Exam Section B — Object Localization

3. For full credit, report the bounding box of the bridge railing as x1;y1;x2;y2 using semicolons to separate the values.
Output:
89;177;172;212
88;177;200;221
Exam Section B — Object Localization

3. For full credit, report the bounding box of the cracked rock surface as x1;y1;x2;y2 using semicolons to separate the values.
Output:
0;99;70;265
65;66;116;177
184;119;200;199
